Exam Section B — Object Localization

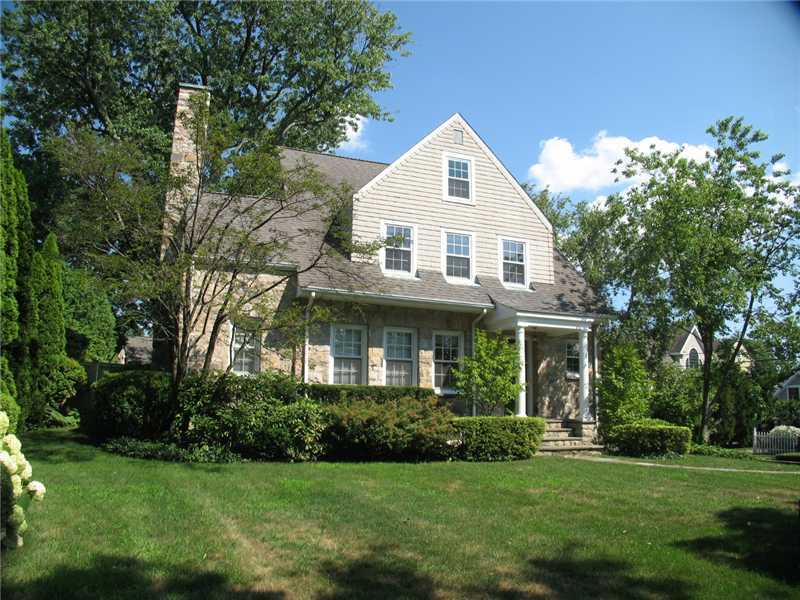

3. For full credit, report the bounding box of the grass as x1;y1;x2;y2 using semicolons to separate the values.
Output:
606;453;800;472
3;429;799;600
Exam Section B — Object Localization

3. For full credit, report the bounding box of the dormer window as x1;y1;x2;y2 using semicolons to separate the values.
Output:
446;157;471;201
499;238;527;287
382;222;415;276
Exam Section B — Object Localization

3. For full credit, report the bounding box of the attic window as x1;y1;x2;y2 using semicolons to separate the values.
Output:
453;129;464;145
447;158;471;200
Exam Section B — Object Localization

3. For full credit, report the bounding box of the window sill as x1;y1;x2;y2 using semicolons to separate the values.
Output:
565;373;580;381
443;277;480;287
443;196;475;206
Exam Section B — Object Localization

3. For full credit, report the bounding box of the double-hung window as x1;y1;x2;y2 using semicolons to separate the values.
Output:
384;328;415;386
500;238;526;286
566;343;580;377
446;158;471;201
384;223;414;275
444;231;472;281
687;349;700;369
331;325;365;384
231;323;261;375
433;332;462;392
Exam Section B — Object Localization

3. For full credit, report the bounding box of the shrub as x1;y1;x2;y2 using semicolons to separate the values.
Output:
175;372;323;460
597;344;652;441
452;417;546;461
0;392;20;435
608;423;691;457
650;363;701;430
0;410;46;549
308;383;432;404
767;425;800;439
775;452;800;464
103;437;239;463
690;444;754;459
88;370;173;440
323;395;455;461
29;355;86;426
453;330;523;415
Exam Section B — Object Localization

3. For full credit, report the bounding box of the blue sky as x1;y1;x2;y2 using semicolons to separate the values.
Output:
341;2;800;209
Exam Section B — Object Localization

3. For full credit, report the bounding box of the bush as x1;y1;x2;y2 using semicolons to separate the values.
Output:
103;437;239;463
323;395;455;461
453;330;523;415
608;423;691;457
651;363;701;430
597;344;652;441
0;392;20;435
0;410;46;549
767;425;800;439
88;370;173;440
452;417;546;461
174;372;323;460
307;383;431;404
30;355;86;426
690;444;754;459
775;452;800;464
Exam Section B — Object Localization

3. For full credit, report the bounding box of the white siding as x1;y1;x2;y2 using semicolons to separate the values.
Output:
352;117;555;284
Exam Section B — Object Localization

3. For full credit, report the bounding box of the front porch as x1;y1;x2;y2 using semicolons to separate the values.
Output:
484;304;599;442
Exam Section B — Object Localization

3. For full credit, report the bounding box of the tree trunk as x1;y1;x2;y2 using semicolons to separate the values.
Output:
698;327;715;443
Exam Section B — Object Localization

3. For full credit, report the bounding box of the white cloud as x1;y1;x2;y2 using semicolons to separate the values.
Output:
528;131;713;193
338;115;368;152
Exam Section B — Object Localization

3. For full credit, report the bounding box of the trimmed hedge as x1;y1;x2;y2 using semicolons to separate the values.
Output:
323;395;455;461
609;423;691;457
102;437;239;463
88;370;173;440
452;417;546;461
308;384;431;404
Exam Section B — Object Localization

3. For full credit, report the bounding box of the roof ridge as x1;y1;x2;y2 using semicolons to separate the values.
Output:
280;146;390;166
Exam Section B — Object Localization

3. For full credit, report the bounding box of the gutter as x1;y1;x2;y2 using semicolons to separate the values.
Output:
470;308;488;416
299;285;494;311
302;291;316;383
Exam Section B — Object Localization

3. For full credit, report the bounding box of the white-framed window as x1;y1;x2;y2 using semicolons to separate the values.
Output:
433;331;463;393
566;343;579;377
441;230;474;282
384;328;416;386
230;323;261;375
499;237;527;287
330;325;366;384
443;155;473;203
687;348;700;369
381;222;415;277
788;386;800;401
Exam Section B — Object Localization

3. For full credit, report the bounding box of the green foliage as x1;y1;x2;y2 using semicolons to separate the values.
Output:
710;360;763;447
102;437;239;464
452;417;546;462
322;396;455;461
0;393;21;436
244;400;326;462
63;266;117;362
88;370;173;440
3;0;410;239
29;356;86;427
453;330;523;415
597;344;652;441
608;423;692;457
690;444;754;460
307;383;431;404
650;363;701;430
1;129;20;345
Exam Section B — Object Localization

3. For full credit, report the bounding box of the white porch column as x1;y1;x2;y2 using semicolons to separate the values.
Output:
579;329;590;421
516;326;526;417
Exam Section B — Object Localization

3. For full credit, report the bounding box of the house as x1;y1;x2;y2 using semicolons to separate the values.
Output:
666;325;752;371
114;336;153;366
774;370;800;401
167;84;608;441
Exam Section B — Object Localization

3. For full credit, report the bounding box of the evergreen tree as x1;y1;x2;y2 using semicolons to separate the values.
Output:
63;266;117;362
1;129;20;346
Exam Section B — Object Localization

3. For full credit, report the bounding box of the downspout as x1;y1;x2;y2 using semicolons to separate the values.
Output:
470;308;488;416
302;292;316;383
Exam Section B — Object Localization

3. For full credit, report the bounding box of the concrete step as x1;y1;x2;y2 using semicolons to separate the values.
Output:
543;430;573;439
539;437;590;448
538;444;604;455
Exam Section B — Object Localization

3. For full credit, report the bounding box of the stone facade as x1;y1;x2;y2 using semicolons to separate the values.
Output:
530;332;596;421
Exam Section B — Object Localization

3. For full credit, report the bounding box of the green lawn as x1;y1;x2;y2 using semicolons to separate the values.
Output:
595;453;800;472
3;430;799;600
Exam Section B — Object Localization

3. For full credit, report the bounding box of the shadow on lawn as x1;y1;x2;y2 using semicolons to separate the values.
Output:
465;542;696;600
3;554;286;600
19;429;98;464
318;544;438;599
676;506;800;586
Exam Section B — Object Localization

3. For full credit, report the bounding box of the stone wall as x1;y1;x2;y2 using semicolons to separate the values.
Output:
531;332;596;421
306;302;475;388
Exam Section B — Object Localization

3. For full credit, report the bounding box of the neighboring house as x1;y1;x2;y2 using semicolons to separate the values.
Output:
167;84;608;440
116;336;154;366
774;370;800;401
666;325;752;371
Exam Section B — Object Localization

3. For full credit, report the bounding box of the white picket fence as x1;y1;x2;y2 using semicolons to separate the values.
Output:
752;429;800;455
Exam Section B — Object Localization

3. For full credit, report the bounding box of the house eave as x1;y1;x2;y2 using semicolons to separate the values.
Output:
297;285;494;313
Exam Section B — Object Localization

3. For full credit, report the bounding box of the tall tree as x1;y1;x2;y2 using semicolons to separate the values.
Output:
579;117;799;440
63;266;118;362
1;130;20;345
2;0;410;238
